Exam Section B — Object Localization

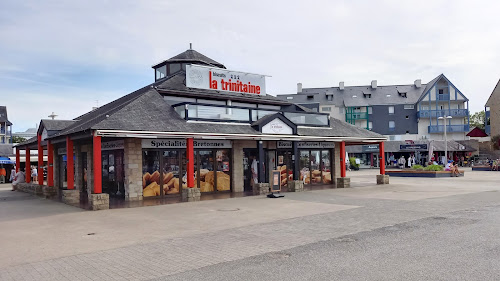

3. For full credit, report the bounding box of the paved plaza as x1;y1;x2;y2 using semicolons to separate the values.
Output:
1;169;500;280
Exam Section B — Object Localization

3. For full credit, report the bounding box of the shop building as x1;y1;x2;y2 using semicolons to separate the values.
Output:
277;74;471;141
15;48;387;210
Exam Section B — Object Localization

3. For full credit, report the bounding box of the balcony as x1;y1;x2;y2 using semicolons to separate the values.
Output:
345;112;368;120
417;109;468;118
437;94;450;101
173;102;330;127
428;124;470;133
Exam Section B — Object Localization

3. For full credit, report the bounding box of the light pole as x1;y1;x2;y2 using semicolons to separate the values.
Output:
438;115;453;162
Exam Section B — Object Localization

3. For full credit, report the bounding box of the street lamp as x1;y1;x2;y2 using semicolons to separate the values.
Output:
438;115;453;162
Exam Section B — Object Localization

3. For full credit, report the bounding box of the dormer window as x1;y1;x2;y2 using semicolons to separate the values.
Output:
155;65;166;80
363;93;371;98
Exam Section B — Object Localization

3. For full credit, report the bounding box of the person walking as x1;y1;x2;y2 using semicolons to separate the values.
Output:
9;167;16;183
31;166;38;184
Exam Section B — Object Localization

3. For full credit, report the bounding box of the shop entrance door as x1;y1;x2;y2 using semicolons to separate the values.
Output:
277;150;294;189
102;150;125;198
266;150;276;186
59;154;67;189
243;149;258;192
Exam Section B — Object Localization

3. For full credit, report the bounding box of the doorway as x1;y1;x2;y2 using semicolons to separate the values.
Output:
243;149;258;192
102;150;125;198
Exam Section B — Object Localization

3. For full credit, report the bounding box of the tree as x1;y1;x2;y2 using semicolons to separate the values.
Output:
470;110;485;130
11;136;27;144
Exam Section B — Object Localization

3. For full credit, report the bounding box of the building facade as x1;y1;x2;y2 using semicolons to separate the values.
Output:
277;75;471;142
0;106;13;144
15;48;387;210
485;79;500;137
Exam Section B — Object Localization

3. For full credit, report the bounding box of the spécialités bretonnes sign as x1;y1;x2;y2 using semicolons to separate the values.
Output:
142;139;232;149
186;64;266;95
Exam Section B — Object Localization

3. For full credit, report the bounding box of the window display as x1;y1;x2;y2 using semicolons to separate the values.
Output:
299;150;310;184
162;150;181;195
277;151;293;188
215;149;231;191
198;150;214;192
310;150;321;184
321;150;332;184
142;150;160;197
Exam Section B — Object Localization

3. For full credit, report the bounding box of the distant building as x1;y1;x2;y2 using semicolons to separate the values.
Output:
485;79;500;137
12;128;37;140
0;106;13;144
276;74;470;141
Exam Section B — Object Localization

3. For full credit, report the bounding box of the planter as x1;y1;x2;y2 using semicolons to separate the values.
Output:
386;170;464;178
472;166;500;171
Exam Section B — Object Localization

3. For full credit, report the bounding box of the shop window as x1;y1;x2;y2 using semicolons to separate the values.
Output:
388;106;394;114
277;151;293;188
142;151;160;197
299;151;310;184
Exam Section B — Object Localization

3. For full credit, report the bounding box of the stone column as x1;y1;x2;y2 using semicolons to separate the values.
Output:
124;138;143;201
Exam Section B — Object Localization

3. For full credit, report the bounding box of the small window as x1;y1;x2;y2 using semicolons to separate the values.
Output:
404;105;414;109
286;97;293;100
368;107;373;114
307;95;314;99
327;95;333;101
368;122;373;130
352;95;357;98
406;116;409;119
389;121;395;128
386;94;391;98
322;107;332;112
439;89;444;95
155;65;166;80
388;106;395;114
339;108;344;114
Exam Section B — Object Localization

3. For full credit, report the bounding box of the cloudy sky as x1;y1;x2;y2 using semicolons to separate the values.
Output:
1;0;499;132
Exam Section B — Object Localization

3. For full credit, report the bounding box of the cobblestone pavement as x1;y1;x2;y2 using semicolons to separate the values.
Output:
0;169;499;280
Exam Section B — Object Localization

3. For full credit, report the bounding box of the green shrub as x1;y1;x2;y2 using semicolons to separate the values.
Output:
349;157;359;168
412;165;424;170
424;164;444;171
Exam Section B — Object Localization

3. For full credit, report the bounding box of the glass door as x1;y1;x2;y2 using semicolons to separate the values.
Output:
216;149;231;191
310;150;321;184
299;150;310;184
162;150;180;195
277;150;293;189
198;150;215;192
142;150;160;198
321;150;332;184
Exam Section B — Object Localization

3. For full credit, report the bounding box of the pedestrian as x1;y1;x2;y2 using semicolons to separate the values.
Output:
398;156;406;169
250;156;258;187
10;167;16;183
0;166;5;184
31;166;38;183
12;169;25;191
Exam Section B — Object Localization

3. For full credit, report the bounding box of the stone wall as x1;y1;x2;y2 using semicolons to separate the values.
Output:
124;138;143;201
253;183;269;195
231;140;256;193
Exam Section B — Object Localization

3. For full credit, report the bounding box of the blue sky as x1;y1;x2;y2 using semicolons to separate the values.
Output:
1;0;499;132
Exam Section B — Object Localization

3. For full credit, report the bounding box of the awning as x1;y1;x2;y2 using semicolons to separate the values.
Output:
0;156;15;165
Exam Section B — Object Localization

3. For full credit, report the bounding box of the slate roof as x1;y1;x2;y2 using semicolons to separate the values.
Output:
40;119;76;134
0;144;13;157
0;106;12;125
152;49;225;69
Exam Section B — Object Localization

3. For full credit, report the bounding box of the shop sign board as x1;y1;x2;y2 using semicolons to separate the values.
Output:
362;144;379;152
271;170;281;192
277;141;336;149
102;140;124;151
186;64;266;95
262;119;293;135
399;144;428;151
142;139;232;149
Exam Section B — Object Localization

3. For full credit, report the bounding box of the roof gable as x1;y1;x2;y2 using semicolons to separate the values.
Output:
152;49;225;69
486;78;500;107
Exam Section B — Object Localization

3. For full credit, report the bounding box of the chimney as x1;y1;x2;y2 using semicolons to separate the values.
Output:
339;81;345;90
414;79;422;88
189;43;192;50
371;80;377;89
297;82;303;93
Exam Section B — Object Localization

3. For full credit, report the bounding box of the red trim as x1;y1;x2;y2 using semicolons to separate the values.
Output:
379;142;386;175
48;141;54;187
15;149;20;173
93;134;102;194
186;138;194;188
37;134;43;184
66;136;74;189
26;148;31;183
340;141;346;178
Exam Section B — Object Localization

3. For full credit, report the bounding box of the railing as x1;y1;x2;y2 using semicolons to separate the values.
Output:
173;102;330;127
437;94;450;101
345;112;368;120
428;124;470;133
417;109;468;118
0;128;5;134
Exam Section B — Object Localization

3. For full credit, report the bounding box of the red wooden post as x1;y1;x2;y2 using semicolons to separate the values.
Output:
186;138;194;188
37;134;44;184
48;141;54;187
379;142;386;175
26;148;31;183
66;136;74;189
15;148;20;173
340;141;346;178
93;134;102;194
